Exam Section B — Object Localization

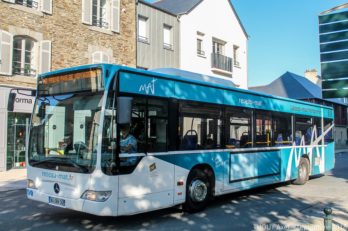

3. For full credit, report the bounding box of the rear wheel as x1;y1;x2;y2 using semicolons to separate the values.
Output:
184;168;212;213
293;158;310;185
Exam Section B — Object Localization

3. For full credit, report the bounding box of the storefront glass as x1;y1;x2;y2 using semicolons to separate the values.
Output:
6;112;31;170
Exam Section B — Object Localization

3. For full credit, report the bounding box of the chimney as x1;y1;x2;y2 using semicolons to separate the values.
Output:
304;69;321;86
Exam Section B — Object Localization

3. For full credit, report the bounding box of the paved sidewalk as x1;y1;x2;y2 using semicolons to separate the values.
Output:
0;168;26;192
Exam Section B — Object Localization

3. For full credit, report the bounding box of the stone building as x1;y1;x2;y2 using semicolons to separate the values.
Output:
0;0;136;171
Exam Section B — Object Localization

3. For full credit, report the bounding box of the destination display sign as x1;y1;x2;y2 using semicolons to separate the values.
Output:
39;68;103;95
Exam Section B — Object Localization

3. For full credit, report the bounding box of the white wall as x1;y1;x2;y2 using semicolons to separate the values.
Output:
0;88;10;171
179;0;248;89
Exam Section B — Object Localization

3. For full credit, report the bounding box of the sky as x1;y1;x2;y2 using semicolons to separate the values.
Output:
147;0;348;87
232;0;348;87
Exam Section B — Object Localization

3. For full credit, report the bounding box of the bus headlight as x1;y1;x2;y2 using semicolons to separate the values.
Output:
27;179;36;189
81;190;112;202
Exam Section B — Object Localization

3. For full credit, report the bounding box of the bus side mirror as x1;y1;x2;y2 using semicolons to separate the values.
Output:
38;103;46;119
7;93;16;112
117;97;132;124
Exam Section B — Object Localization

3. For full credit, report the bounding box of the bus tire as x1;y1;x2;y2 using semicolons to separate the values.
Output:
293;158;310;185
184;168;212;213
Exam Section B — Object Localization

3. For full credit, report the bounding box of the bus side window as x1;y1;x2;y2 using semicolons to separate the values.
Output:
130;98;146;153
179;103;222;150
313;117;322;144
147;99;168;152
272;113;292;147
295;117;312;145
324;119;334;144
225;108;252;149
255;111;272;147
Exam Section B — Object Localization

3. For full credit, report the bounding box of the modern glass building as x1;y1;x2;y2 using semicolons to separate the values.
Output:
319;3;348;98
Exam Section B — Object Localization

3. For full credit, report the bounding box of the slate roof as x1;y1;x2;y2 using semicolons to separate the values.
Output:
151;0;248;37
151;68;236;87
250;71;347;106
152;0;202;15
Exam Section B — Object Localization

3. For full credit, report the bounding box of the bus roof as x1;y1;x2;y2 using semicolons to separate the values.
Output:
39;64;334;112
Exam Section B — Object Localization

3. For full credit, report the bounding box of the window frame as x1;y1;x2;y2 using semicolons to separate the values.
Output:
163;24;173;50
138;15;149;43
12;36;37;77
92;0;110;29
179;101;223;151
212;39;225;55
233;45;240;67
117;93;170;153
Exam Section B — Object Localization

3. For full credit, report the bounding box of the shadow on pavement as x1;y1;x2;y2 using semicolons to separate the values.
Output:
0;183;340;231
1;153;347;230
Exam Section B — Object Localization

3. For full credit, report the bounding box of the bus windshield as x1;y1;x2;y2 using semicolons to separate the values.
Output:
29;91;103;173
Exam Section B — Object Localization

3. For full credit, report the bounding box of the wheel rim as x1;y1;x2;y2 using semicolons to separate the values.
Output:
299;163;307;180
189;179;208;202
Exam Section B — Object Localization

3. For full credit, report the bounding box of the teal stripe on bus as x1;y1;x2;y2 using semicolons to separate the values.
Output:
119;71;333;119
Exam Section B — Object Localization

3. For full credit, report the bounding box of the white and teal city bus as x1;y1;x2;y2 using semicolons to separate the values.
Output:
25;64;334;216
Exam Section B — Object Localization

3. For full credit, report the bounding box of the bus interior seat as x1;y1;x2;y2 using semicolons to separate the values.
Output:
240;134;250;147
295;136;301;145
182;130;198;150
275;134;283;147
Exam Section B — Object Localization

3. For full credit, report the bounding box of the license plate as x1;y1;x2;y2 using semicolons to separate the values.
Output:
48;196;66;207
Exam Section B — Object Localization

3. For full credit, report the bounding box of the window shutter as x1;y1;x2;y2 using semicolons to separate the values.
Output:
0;30;13;75
39;40;51;74
41;0;53;14
111;0;120;32
82;0;93;25
2;0;16;3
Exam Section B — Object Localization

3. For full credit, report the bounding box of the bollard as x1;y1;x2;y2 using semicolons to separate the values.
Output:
323;207;333;231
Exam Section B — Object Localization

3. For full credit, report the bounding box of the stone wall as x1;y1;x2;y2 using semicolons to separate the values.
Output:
0;0;136;88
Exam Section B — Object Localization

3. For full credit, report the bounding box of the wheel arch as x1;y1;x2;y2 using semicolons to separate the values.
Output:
190;163;216;195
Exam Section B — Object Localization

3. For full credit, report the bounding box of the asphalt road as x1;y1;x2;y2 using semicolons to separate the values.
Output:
1;153;348;231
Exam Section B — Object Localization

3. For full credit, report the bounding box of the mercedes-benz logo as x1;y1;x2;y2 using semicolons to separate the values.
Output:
53;183;60;194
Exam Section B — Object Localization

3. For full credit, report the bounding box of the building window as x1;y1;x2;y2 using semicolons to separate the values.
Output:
196;31;205;57
163;25;173;50
197;39;205;56
138;16;149;43
3;0;52;14
92;51;110;64
233;45;240;67
211;38;232;72
0;30;51;76
15;0;38;8
12;36;37;77
92;0;109;29
212;39;224;55
82;0;120;32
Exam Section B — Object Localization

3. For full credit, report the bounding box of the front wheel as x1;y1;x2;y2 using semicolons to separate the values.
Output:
184;168;212;213
293;158;310;185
